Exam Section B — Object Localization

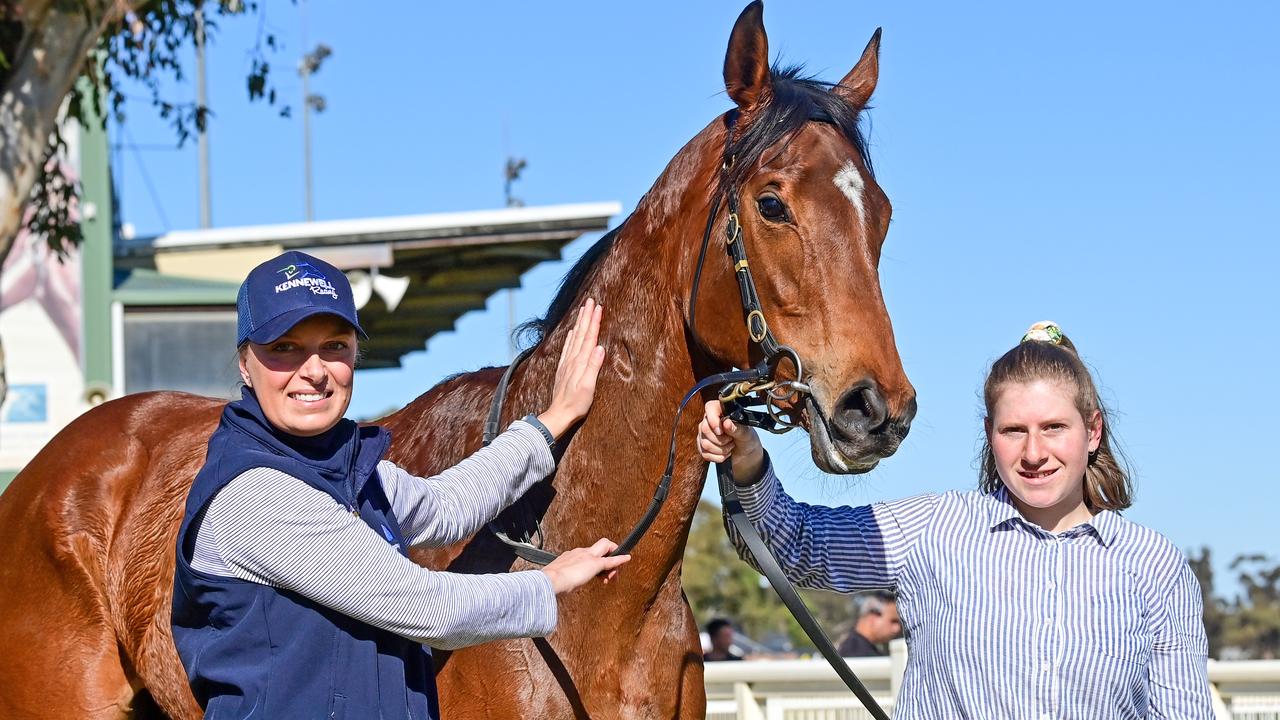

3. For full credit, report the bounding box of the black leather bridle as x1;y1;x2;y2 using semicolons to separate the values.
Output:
482;109;891;720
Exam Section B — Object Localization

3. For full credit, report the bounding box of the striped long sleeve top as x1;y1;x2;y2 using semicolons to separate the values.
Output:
191;420;557;650
727;459;1213;720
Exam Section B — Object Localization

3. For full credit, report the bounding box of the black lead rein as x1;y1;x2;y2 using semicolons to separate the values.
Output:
482;346;773;566
718;456;890;720
481;109;890;719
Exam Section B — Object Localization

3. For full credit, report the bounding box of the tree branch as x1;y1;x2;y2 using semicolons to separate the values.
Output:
0;1;122;267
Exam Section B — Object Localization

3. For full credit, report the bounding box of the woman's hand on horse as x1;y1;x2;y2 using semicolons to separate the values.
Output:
538;298;606;440
698;400;765;484
541;538;631;594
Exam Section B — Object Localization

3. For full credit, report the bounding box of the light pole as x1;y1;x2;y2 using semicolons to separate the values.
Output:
299;43;331;222
504;155;527;360
195;0;211;228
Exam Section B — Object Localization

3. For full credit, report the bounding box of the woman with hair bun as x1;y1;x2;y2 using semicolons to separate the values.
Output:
697;321;1212;719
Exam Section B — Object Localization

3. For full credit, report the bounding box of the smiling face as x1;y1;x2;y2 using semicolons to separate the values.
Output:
987;379;1102;531
238;313;358;437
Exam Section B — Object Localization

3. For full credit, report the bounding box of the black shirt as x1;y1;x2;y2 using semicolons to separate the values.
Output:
703;650;744;662
838;631;884;657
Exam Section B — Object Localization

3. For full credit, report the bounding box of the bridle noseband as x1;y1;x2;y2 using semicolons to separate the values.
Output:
481;108;890;720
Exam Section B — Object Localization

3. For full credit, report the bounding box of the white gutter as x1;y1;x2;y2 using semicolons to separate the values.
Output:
149;202;623;250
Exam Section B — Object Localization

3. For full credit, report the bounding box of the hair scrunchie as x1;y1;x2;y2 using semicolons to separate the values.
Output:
1021;320;1064;345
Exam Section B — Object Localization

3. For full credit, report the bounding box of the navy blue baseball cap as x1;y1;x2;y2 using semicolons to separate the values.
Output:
236;250;367;345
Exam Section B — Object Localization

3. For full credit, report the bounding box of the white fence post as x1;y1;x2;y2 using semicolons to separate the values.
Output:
734;681;765;720
1209;683;1231;720
889;638;908;703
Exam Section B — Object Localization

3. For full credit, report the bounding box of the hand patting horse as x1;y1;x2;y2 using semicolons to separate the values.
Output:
0;3;915;717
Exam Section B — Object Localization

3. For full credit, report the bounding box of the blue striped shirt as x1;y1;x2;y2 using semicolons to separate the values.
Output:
728;460;1213;719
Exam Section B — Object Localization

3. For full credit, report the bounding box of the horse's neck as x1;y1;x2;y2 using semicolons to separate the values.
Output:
388;124;725;586
511;238;703;538
506;137;724;575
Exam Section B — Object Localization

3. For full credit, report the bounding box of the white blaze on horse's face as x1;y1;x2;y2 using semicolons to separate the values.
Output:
833;161;867;229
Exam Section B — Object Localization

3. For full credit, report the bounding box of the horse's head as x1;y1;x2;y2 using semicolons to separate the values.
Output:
689;2;916;473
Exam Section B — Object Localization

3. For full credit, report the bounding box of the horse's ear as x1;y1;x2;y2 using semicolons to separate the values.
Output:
724;1;771;110
833;28;882;108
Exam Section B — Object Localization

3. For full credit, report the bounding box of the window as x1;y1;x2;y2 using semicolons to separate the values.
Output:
123;308;241;398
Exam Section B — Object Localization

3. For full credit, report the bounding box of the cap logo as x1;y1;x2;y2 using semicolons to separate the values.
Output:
274;262;338;299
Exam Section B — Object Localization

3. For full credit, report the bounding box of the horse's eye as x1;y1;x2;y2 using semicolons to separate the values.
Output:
756;195;789;222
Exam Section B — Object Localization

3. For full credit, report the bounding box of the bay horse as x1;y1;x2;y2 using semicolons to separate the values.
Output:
0;3;916;717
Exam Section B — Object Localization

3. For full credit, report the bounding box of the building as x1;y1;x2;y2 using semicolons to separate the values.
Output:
0;109;619;490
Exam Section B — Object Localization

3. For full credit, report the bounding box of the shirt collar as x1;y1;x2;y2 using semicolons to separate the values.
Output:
984;486;1023;530
983;486;1118;548
1084;509;1120;547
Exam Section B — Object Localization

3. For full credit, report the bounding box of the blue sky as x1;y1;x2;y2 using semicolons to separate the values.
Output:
113;1;1279;595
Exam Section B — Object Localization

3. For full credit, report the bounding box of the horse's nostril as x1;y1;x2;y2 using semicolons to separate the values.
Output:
833;382;889;438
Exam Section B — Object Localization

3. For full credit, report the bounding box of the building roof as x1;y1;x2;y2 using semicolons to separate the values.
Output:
113;268;240;305
115;202;622;368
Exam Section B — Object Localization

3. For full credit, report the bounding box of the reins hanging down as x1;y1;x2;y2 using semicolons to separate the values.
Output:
482;346;773;566
717;460;890;720
481;108;890;720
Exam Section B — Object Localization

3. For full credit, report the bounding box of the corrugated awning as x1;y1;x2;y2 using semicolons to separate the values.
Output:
114;202;622;368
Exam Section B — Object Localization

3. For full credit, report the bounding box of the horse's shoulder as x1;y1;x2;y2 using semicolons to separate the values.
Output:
99;390;225;431
380;365;506;465
387;366;505;419
3;391;221;541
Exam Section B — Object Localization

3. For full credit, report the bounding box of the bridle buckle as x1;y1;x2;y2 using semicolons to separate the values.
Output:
725;212;742;246
719;345;810;434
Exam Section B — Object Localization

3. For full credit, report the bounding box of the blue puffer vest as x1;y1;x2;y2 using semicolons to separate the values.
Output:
172;388;439;719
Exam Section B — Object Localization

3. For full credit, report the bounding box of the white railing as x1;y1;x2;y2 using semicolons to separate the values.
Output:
1211;660;1280;720
704;640;1280;719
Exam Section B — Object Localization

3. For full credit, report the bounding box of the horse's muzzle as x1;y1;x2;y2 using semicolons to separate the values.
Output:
804;384;916;474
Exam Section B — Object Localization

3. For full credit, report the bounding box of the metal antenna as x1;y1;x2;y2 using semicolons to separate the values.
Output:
195;0;211;228
299;2;331;222
503;121;527;361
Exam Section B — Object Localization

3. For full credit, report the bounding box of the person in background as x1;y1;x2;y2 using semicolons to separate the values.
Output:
704;617;745;662
838;590;901;657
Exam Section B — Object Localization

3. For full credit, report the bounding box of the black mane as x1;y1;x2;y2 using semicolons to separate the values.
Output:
516;64;873;351
514;223;625;349
725;63;874;187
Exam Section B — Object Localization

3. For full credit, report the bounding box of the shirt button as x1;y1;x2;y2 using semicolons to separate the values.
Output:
1042;661;1051;672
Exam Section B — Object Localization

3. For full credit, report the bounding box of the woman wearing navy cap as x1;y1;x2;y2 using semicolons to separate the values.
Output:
172;251;627;719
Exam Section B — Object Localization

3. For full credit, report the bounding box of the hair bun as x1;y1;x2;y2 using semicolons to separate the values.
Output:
1021;320;1064;345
